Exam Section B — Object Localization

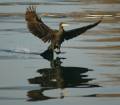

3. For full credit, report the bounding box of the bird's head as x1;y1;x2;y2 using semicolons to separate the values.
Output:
59;22;69;28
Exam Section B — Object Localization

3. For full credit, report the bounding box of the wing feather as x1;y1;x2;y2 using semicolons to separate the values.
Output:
63;19;102;40
25;6;54;43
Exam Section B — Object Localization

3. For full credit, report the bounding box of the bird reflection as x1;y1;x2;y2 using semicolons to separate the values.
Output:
27;54;100;101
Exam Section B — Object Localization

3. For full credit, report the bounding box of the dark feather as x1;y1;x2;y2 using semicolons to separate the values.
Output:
63;19;102;40
25;6;54;43
40;48;54;61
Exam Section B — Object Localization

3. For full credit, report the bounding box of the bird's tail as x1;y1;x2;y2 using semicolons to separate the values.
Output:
40;48;54;61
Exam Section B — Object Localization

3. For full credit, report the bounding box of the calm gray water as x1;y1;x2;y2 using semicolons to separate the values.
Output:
0;0;120;105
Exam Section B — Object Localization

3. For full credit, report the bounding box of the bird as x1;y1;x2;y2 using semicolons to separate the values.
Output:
25;6;102;55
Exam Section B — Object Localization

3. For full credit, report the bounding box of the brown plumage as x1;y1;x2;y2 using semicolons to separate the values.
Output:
25;6;102;54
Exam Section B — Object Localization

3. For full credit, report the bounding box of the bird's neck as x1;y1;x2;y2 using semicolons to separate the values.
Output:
59;26;64;33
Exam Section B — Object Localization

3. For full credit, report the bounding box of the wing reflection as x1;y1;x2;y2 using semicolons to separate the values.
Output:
29;57;93;88
27;56;100;101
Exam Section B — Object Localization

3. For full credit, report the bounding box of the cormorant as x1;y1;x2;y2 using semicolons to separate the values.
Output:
25;6;102;54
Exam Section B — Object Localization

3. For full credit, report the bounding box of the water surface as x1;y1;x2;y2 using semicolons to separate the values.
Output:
0;0;120;105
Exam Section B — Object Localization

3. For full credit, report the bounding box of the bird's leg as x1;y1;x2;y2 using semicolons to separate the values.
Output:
55;44;61;54
55;48;61;54
48;44;54;59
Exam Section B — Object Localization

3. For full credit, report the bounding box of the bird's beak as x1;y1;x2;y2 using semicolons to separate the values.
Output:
62;23;69;27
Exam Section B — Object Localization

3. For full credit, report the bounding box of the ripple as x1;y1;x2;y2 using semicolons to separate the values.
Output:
63;45;120;50
99;64;120;67
94;37;120;42
83;37;120;42
0;10;119;22
0;2;64;6
0;28;28;33
0;48;41;60
0;48;41;55
0;97;25;100
0;86;40;90
84;93;120;97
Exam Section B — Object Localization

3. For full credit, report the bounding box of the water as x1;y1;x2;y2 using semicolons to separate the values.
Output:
0;0;120;105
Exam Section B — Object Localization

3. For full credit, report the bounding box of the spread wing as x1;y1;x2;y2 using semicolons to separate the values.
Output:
63;19;102;40
25;6;54;43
